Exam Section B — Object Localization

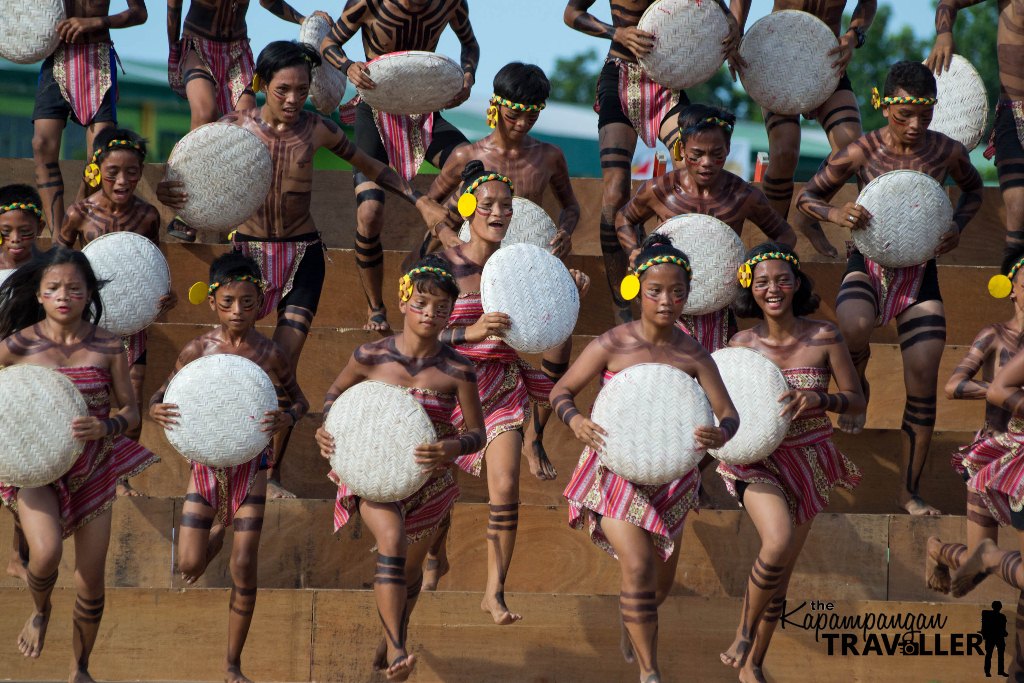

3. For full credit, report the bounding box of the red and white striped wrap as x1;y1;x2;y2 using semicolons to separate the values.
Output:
678;309;733;353
122;330;147;367
233;233;318;320
614;58;679;149
168;35;255;117
52;42;115;126
864;257;927;327
190;446;270;526
964;419;1024;526
373;109;434;181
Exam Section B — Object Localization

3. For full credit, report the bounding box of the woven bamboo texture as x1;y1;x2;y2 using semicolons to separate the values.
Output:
163;355;278;468
739;10;839;115
654;214;744;315
0;269;14;286
708;347;791;465
0;0;64;64
325;381;435;503
0;365;86;488
459;196;556;248
480;243;580;354
637;0;729;90
853;170;953;268
358;51;463;115
592;363;712;485
299;14;347;115
82;232;170;336
165;122;273;231
929;54;989;150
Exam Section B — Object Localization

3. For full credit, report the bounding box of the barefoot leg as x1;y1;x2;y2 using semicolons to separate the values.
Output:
15;487;62;659
7;514;29;583
835;270;875;434
70;508;112;680
225;475;266;683
598;123;638;325
925;536;963;594
421;512;451;592
268;306;313;500
353;172;392;335
481;431;524;625
760;112;800;220
524;344;569;481
177;485;216;584
32;118;65;234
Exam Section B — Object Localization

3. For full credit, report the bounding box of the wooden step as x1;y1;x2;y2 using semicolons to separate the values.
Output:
0;586;1009;682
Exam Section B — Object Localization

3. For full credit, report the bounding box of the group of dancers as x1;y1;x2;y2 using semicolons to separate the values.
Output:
3;0;1024;682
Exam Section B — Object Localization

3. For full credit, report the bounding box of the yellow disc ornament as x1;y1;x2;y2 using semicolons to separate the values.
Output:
989;274;1013;299
83;163;101;188
457;193;477;218
620;273;641;301
737;263;753;288
188;281;209;305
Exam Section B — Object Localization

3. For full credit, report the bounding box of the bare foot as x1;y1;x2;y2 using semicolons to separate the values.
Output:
641;672;661;683
181;524;225;584
620;619;635;664
69;668;96;683
6;551;27;583
739;664;767;683
951;538;995;598
17;608;49;658
925;536;951;594
372;638;388;671
365;306;393;335
524;439;557;481
267;478;297;500
720;636;750;669
481;592;522;625
116;478;142;497
225;664;254;683
386;654;417;682
900;494;942;516
422;556;449;592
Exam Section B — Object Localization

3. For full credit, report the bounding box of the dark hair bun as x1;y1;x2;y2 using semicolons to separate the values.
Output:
461;159;486;182
641;232;674;250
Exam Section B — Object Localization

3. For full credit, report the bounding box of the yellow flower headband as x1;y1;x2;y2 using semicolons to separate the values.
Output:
486;94;546;128
83;139;146;188
187;275;266;305
988;257;1024;299
457;172;516;217
619;254;692;301
737;251;800;288
671;117;734;161
871;87;938;110
398;266;456;302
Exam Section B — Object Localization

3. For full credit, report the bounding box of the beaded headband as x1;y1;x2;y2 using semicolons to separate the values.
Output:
398;266;456;302
619;254;692;301
486;94;546;128
737;251;800;288
83;139;146;188
457;172;516;217
0;202;44;224
988;256;1024;299
871;87;937;110
187;275;265;305
672;117;734;161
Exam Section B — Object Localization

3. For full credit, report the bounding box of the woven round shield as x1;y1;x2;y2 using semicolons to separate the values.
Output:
739;11;839;115
480;243;580;354
852;170;953;268
0;0;64;64
637;0;729;90
0;269;15;286
165;122;273;231
358;51;464;115
928;54;989;150
163;355;278;468
325;381;435;503
708;347;791;465
82;232;170;336
592;363;713;485
654;214;744;315
299;14;347;114
459;196;557;249
0;365;86;488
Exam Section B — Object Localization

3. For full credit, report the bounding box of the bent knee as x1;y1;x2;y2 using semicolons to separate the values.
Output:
619;557;656;591
32;135;59;160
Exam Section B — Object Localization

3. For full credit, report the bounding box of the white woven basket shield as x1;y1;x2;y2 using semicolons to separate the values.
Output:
459;196;557;248
299;14;348;114
0;269;15;286
480;243;580;354
852;170;953;268
165;122;273;231
708;347;791;465
654;214;744;315
0;0;64;64
82;232;170;336
739;10;839;115
637;0;729;90
928;54;989;150
326;381;435;503
163;355;278;468
0;365;86;488
358;51;464;115
592;363;712;485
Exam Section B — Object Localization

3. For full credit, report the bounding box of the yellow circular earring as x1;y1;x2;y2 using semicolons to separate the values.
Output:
619;273;640;301
457;193;477;218
188;281;209;305
989;274;1013;299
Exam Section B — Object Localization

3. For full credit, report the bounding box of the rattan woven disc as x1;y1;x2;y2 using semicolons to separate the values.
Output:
299;14;347;114
0;269;14;286
82;232;170;336
358;51;464;115
928;54;989;150
739;10;839;115
853;170;953;268
0;365;86;488
653;214;744;315
708;347;791;465
592;363;712;485
0;0;64;64
480;243;580;354
325;381;435;503
459;197;557;248
165;122;273;231
637;0;729;90
163;355;278;468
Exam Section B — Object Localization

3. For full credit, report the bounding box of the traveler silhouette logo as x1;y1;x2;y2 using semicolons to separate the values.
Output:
980;601;1008;678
